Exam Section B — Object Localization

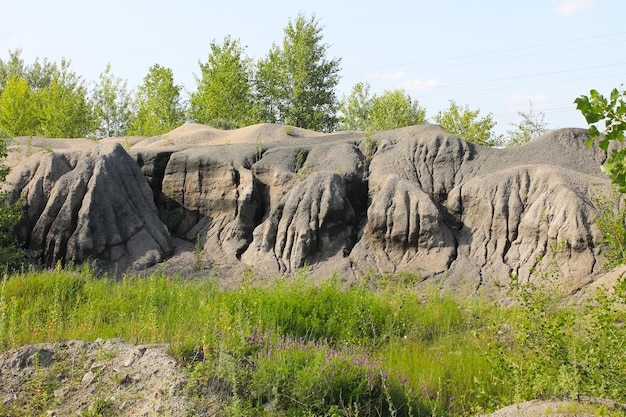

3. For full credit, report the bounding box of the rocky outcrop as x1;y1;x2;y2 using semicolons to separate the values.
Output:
4;124;613;295
5;143;173;270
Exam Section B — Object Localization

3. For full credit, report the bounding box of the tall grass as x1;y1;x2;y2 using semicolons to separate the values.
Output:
1;265;625;416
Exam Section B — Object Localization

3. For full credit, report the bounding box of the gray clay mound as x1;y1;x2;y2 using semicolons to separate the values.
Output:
4;124;614;296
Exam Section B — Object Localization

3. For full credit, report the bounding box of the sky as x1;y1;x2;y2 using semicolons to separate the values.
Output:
1;0;625;135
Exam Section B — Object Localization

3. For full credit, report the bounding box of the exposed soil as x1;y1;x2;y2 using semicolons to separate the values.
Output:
0;339;200;416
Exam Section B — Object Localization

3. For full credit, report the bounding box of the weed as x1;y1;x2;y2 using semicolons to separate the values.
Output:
296;163;313;180
593;186;626;268
82;396;116;416
295;148;307;171
25;136;33;157
364;130;380;161
255;134;263;162
194;233;206;270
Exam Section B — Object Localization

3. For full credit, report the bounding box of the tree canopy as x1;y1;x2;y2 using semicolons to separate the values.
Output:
92;64;133;138
339;82;426;132
434;100;502;147
129;64;186;137
189;36;255;129
0;56;94;138
0;18;565;141
506;102;549;147
255;13;341;132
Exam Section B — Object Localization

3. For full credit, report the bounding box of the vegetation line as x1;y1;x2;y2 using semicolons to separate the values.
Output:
1;265;626;416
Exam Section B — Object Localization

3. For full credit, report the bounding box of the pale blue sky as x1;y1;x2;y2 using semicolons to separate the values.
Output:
1;0;625;134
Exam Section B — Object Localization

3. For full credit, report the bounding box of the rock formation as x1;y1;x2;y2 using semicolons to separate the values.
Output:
5;124;612;295
6;143;173;270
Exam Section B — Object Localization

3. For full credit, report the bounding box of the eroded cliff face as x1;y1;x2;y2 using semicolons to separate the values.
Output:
5;124;611;295
6;143;173;270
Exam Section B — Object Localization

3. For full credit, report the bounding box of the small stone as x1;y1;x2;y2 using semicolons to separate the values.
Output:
81;371;95;385
123;355;136;367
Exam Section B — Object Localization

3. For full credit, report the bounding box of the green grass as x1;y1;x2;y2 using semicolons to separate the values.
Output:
1;265;626;416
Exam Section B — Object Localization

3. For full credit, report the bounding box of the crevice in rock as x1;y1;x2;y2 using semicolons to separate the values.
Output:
131;150;175;203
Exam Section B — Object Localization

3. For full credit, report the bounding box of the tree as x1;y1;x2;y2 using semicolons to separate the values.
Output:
189;36;255;129
575;86;626;193
506;102;549;147
0;58;94;138
0;49;56;95
0;49;25;96
369;89;426;131
129;64;186;137
434;100;503;147
92;64;133;138
338;82;427;131
255;13;341;132
36;59;95;138
0;76;38;137
338;82;372;131
254;47;284;125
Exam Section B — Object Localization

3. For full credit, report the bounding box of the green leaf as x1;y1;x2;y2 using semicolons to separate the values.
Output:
598;137;609;151
611;88;621;101
574;95;588;109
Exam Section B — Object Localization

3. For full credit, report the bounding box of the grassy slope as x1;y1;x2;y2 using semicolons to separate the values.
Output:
1;265;625;416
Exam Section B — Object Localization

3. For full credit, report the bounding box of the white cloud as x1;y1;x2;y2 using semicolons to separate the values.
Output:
368;71;406;80
554;0;594;15
400;78;446;91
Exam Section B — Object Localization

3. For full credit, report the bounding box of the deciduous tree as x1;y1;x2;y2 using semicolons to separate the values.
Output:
36;59;94;138
506;102;548;147
339;82;426;131
0;49;25;96
369;89;426;131
0;76;38;137
190;36;255;129
338;82;372;131
92;64;133;138
0;57;93;138
255;13;341;132
434;100;502;147
129;64;185;137
0;49;57;96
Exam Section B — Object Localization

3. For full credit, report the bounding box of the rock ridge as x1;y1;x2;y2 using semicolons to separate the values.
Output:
4;124;612;295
